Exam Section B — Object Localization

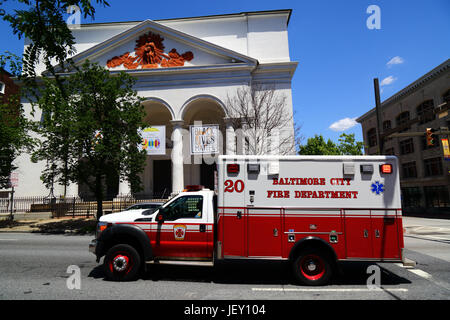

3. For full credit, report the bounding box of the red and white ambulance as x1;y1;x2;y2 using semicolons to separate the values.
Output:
89;155;406;285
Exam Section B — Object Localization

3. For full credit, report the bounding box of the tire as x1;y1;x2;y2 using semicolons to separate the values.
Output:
104;244;141;281
292;248;333;286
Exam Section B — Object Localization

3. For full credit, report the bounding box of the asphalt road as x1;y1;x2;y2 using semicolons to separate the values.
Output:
0;217;449;303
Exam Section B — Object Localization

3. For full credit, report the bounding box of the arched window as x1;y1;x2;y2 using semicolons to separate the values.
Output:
443;89;450;104
0;81;5;94
395;111;410;132
416;100;434;124
367;128;377;147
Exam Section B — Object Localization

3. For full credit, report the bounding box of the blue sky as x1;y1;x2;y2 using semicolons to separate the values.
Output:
1;0;449;145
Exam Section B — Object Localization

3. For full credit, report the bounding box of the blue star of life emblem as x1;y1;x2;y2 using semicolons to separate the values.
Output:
371;181;384;195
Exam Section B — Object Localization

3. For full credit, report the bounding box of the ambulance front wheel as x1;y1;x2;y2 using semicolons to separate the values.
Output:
292;248;333;286
104;244;141;281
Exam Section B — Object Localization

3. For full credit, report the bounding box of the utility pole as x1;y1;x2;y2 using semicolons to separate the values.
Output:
374;78;383;154
9;186;14;221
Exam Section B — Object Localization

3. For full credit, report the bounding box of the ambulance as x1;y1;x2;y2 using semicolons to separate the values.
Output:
89;155;406;285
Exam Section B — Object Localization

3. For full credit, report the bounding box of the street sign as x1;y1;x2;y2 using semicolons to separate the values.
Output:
9;172;18;188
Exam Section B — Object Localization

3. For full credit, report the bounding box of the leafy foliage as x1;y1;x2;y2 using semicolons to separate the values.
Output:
0;51;23;76
337;133;365;155
31;61;146;218
1;0;109;78
0;94;33;188
0;0;109;192
298;134;340;155
298;133;364;155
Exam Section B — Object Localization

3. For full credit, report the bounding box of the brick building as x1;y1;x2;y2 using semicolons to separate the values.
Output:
0;68;19;104
357;59;450;215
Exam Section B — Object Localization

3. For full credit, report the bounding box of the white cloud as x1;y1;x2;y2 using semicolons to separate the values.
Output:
387;56;404;67
380;75;397;86
329;117;358;132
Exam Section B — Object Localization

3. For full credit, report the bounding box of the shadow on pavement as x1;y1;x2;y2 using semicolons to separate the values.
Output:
88;260;410;286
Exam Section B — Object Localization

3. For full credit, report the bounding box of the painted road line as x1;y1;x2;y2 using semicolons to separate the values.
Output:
395;263;433;279
396;264;450;291
252;288;408;292
408;269;433;280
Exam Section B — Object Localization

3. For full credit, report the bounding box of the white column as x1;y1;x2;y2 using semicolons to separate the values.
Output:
118;179;131;195
224;118;236;155
171;120;185;194
66;182;79;197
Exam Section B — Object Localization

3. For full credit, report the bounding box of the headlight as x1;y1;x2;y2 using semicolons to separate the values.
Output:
96;222;109;238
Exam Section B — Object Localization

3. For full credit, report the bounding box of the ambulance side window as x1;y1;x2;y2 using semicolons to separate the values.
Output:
164;196;203;220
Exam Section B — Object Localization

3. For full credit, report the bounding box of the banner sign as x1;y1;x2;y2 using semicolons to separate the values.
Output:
140;126;166;155
442;138;450;161
190;125;219;155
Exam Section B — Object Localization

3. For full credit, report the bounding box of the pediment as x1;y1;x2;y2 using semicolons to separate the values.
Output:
69;20;258;71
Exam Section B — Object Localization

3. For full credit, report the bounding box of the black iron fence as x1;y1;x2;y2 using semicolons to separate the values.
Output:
0;193;171;218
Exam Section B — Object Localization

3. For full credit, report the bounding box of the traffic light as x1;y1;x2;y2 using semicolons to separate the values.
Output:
426;128;436;146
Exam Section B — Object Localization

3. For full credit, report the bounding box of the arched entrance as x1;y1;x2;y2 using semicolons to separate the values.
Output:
181;95;227;190
140;98;174;198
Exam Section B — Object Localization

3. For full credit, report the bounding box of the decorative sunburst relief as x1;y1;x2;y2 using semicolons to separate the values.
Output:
106;31;194;70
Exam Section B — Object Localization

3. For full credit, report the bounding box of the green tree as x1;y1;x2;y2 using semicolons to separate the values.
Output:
0;53;33;188
337;133;364;155
1;0;109;79
298;134;340;155
31;61;146;219
0;0;110;192
298;133;364;155
0;95;33;188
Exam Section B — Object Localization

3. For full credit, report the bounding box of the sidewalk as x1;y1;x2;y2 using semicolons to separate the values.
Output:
1;214;450;240
402;216;450;242
0;215;96;234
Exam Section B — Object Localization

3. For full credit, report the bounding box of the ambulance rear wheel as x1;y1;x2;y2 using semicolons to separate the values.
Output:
293;249;333;286
104;244;141;281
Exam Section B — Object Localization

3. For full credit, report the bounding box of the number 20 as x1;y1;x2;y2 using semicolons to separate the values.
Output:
224;179;244;193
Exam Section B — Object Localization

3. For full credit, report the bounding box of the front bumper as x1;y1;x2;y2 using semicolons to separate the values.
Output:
89;239;97;254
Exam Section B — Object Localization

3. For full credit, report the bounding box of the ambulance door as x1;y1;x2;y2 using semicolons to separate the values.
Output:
371;210;401;259
344;210;373;259
152;194;210;259
221;160;246;258
247;208;282;258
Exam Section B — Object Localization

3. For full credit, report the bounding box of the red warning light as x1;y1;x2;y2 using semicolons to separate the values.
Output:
227;164;240;174
380;164;392;174
184;185;203;191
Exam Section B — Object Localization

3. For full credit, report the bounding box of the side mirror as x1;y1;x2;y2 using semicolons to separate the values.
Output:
156;207;167;223
156;213;164;223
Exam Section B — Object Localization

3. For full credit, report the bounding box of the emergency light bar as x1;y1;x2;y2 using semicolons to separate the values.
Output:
184;185;204;191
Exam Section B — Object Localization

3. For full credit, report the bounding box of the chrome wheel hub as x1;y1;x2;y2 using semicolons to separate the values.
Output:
307;261;317;272
113;256;128;272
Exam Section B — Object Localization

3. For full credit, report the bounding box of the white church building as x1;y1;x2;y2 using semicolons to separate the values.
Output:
15;9;298;198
